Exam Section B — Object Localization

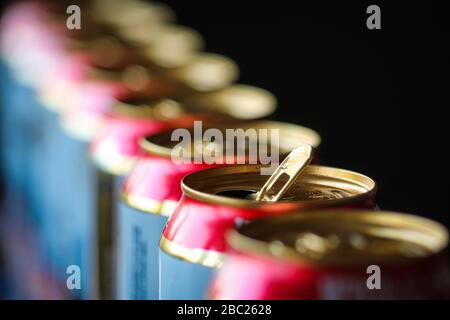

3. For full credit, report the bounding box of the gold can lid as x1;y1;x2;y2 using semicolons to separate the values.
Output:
228;210;449;266
84;35;143;69
111;97;185;120
179;84;277;118
84;52;238;94
142;25;204;68
140;120;321;158
86;65;124;82
164;53;239;91
181;164;376;208
91;0;175;28
117;22;166;48
109;83;277;120
85;63;175;94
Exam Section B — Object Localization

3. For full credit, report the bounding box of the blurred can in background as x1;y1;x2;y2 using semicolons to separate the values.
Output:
31;40;174;300
0;0;101;299
117;89;284;300
31;41;139;299
0;1;62;204
89;97;178;299
210;210;450;299
159;164;377;299
0;62;41;201
89;51;241;299
12;0;203;299
44;64;185;299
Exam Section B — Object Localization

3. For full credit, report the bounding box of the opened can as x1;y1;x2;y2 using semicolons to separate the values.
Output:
29;13;211;299
119;117;319;299
159;164;377;299
113;84;277;299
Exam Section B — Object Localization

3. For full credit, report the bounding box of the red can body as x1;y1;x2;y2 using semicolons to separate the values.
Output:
162;191;377;256
122;154;214;214
211;249;450;299
209;211;450;300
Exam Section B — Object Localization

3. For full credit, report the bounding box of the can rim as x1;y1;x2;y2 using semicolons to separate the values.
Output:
159;235;224;268
181;164;376;208
87;66;124;82
90;148;136;176
139;120;322;159
179;84;277;119
164;53;239;91
111;97;183;119
120;191;178;216
59;109;105;141
227;210;449;267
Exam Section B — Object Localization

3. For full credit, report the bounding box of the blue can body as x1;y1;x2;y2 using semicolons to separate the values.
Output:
1;62;98;299
1;65;96;299
96;173;126;299
0;62;42;202
116;202;168;300
38;125;97;299
159;250;214;300
24;103;98;299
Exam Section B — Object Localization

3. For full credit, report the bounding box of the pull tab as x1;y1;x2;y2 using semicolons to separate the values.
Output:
255;144;313;202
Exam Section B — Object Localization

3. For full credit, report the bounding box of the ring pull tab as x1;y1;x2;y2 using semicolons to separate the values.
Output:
255;144;313;202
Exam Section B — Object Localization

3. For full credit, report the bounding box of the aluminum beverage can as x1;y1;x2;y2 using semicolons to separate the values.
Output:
91;94;236;299
0;2;101;299
89;97;176;299
0;62;42;200
121;122;317;299
159;164;377;299
33;32;190;299
0;0;210;299
0;1;62;201
60;44;240;300
210;210;450;299
40;71;181;300
98;83;275;299
29;46;136;300
34;63;151;300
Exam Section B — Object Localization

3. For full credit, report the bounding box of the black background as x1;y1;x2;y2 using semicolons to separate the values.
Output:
157;0;449;227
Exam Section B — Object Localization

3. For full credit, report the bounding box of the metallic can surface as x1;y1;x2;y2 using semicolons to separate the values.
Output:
90;97;197;299
0;62;42;197
210;210;450;299
39;123;97;299
115;86;281;300
159;164;377;299
35;68;135;300
95;171;127;299
123;120;321;216
2;102;98;299
29;2;233;300
0;2;67;88
121;120;319;300
159;250;214;300
31;42;141;301
0;60;67;301
0;2;101;299
0;0;236;300
44;36;197;300
116;203;168;300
